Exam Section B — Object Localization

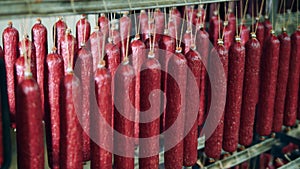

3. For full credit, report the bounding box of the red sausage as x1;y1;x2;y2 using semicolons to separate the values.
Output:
223;37;245;152
256;32;280;136
44;51;64;169
205;40;228;159
111;28;122;55
17;37;37;82
139;53;161;169
120;12;132;56
76;14;91;48
239;33;261;146
90;27;103;72
183;47;201;166
104;40;120;129
113;60;135;169
159;31;176;131
76;45;93;161
91;65;113;169
139;10;148;41
168;20;177;40
129;36;146;139
164;48;187;169
196;27;209;126
59;73;83;169
228;9;236;36
209;11;223;47
15;56;36;85
263;16;273;40
98;13;109;38
183;29;192;55
2;21;19;127
60;30;78;74
272;30;291;132
253;17;265;48
105;40;120;78
54;17;67;55
194;5;205;27
223;21;234;50
32;18;47;116
240;23;250;46
154;8;165;40
284;28;300;126
170;7;181;35
16;77;44;169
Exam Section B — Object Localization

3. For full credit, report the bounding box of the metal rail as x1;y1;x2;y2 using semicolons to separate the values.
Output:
0;0;236;19
278;157;300;169
204;138;278;169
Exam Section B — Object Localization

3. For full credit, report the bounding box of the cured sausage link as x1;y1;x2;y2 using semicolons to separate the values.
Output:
183;47;201;166
273;30;291;132
2;22;19;127
91;66;113;169
223;37;245;152
164;49;187;169
239;33;261;146
284;28;300;126
16;78;44;169
205;40;228;159
45;52;64;169
256;32;280;136
32;18;47;117
59;74;83;169
113;61;135;169
139;54;161;169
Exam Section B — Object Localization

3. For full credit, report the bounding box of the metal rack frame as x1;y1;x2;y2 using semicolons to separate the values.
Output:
0;0;237;19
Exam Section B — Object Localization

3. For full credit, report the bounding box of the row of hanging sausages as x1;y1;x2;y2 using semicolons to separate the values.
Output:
1;3;300;169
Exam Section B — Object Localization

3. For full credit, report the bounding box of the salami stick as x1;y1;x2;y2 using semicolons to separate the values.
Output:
139;51;161;169
130;14;146;139
76;14;91;49
76;43;93;161
273;28;291;132
239;33;261;146
256;31;280;136
16;43;44;169
263;15;273;40
45;29;63;168
205;39;228;159
114;22;135;169
196;23;209;126
223;36;245;152
90;26;103;72
61;29;78;74
120;11;132;56
98;13;109;39
53;17;67;55
284;28;300;126
2;21;19;128
60;37;83;169
183;42;201;166
32;18;47;116
209;9;223;47
91;35;113;169
164;21;186;168
45;48;64;169
159;29;176;131
154;8;165;40
16;36;37;84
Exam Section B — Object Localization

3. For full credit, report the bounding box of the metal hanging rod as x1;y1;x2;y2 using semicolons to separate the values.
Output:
0;0;237;19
